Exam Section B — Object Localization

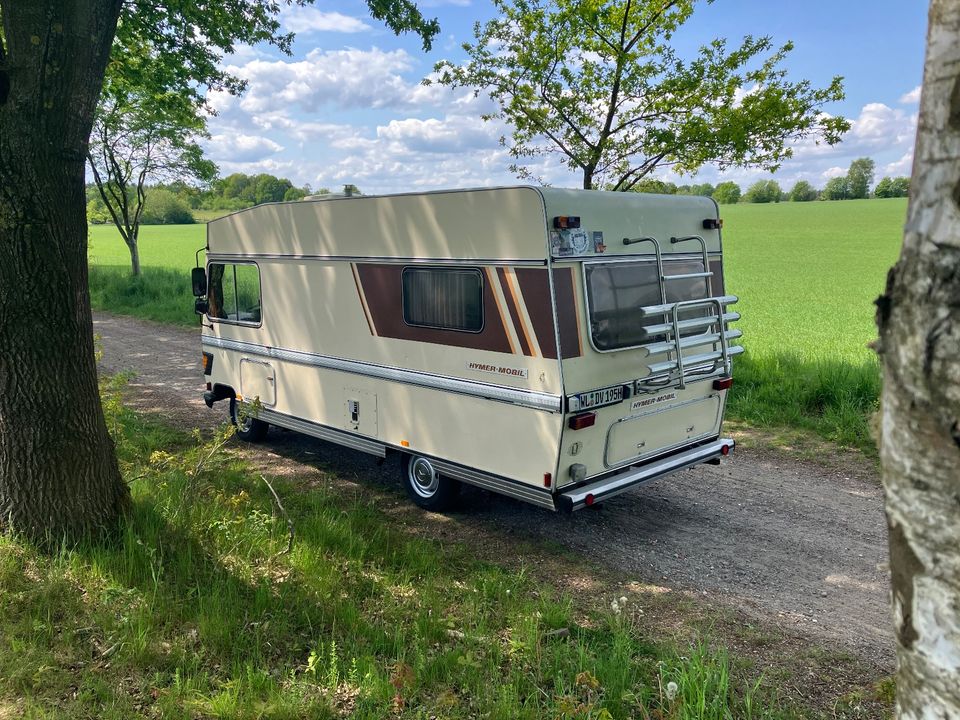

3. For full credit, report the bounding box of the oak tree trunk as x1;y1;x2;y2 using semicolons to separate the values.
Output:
0;0;130;541
875;1;960;715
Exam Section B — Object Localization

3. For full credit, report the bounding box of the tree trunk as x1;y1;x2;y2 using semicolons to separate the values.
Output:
582;167;594;190
875;1;960;715
0;0;129;541
127;235;142;276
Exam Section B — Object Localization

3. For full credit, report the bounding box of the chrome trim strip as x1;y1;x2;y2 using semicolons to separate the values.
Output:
206;253;547;266
202;336;562;413
256;407;387;457
253;407;555;509
431;458;557;510
559;438;734;511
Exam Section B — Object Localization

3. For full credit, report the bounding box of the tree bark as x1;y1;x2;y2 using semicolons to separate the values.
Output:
0;0;130;541
875;1;960;715
128;236;141;276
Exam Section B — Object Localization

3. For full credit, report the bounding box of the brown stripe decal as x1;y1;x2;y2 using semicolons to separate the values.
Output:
552;267;582;359
356;263;513;353
351;262;377;336
709;258;724;296
496;267;533;356
514;268;583;360
514;268;558;359
485;267;519;355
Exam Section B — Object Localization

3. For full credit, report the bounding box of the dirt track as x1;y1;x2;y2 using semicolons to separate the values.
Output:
93;312;894;671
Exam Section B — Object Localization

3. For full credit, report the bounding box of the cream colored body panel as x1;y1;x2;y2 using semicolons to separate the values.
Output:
208;186;551;261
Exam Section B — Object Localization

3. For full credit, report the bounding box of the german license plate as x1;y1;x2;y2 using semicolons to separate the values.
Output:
575;385;624;410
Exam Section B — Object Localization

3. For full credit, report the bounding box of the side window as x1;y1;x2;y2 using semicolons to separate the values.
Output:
402;267;483;332
207;263;262;324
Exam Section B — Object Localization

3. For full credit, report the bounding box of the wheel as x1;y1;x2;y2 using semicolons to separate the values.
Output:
401;454;460;511
230;398;269;442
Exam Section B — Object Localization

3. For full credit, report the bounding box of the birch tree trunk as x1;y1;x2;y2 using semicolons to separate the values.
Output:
0;0;130;541
875;1;960;715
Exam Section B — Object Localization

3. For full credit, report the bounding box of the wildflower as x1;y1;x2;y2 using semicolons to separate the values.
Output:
610;599;621;615
619;596;628;605
665;681;678;701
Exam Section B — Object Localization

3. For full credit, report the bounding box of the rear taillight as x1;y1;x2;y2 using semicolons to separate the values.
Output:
713;377;733;390
543;473;552;488
584;493;595;506
721;443;732;456
568;412;597;430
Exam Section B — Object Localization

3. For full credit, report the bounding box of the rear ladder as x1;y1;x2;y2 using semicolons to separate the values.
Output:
621;234;743;391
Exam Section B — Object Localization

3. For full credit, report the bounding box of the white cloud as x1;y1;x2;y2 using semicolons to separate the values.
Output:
883;152;914;176
281;8;371;34
899;85;921;104
226;48;427;113
821;166;848;180
206;133;284;162
849;102;917;148
377;116;499;153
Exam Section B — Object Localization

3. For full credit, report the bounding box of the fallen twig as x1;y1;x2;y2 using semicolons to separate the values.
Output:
261;474;294;556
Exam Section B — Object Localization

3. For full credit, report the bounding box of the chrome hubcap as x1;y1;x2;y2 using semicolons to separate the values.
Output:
408;457;439;498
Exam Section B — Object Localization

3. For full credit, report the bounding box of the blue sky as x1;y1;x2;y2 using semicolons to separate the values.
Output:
204;0;928;193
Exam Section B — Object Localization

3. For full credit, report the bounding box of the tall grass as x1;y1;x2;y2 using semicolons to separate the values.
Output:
0;380;799;719
730;353;882;450
89;265;197;326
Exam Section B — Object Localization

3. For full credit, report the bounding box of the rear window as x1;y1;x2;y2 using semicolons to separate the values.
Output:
402;267;483;332
207;262;262;325
585;260;709;351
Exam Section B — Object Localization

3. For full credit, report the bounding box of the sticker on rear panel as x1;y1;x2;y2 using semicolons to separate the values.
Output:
631;392;676;411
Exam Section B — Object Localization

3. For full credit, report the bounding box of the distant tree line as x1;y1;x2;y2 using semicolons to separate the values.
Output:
628;157;910;204
86;173;335;224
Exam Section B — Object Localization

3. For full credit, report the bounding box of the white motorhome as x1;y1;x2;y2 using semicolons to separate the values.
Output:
193;187;742;511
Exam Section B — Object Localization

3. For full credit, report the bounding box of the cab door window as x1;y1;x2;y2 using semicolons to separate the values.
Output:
207;263;261;325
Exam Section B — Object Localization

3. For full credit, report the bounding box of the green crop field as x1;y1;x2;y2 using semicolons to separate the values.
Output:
719;198;906;449
87;198;908;449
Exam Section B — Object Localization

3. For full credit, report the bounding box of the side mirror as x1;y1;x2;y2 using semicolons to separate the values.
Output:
194;298;209;316
191;267;207;297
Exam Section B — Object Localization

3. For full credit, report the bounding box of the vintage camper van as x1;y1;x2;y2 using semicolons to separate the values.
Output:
193;187;741;512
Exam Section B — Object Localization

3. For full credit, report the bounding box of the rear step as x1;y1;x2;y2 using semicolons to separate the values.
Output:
557;438;734;512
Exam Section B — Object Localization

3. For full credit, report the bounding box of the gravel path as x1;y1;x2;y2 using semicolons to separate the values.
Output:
94;312;894;671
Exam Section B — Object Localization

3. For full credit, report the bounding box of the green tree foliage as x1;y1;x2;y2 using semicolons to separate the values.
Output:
204;173;312;210
432;0;848;190
685;182;715;197
788;180;818;202
712;181;742;204
627;179;678;194
821;176;850;200
88;44;216;274
846;157;875;199
743;179;782;203
874;176;910;198
139;188;195;224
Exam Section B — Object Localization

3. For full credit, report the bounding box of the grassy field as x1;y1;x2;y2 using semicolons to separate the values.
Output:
0;378;841;719
720;198;905;449
87;198;907;450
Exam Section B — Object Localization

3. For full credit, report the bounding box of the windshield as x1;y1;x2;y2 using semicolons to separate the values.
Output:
585;259;709;351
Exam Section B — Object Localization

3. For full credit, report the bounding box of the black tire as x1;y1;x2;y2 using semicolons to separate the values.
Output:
230;398;269;442
401;453;460;511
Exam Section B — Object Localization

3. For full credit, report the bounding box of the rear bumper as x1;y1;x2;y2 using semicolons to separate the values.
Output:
557;438;734;512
